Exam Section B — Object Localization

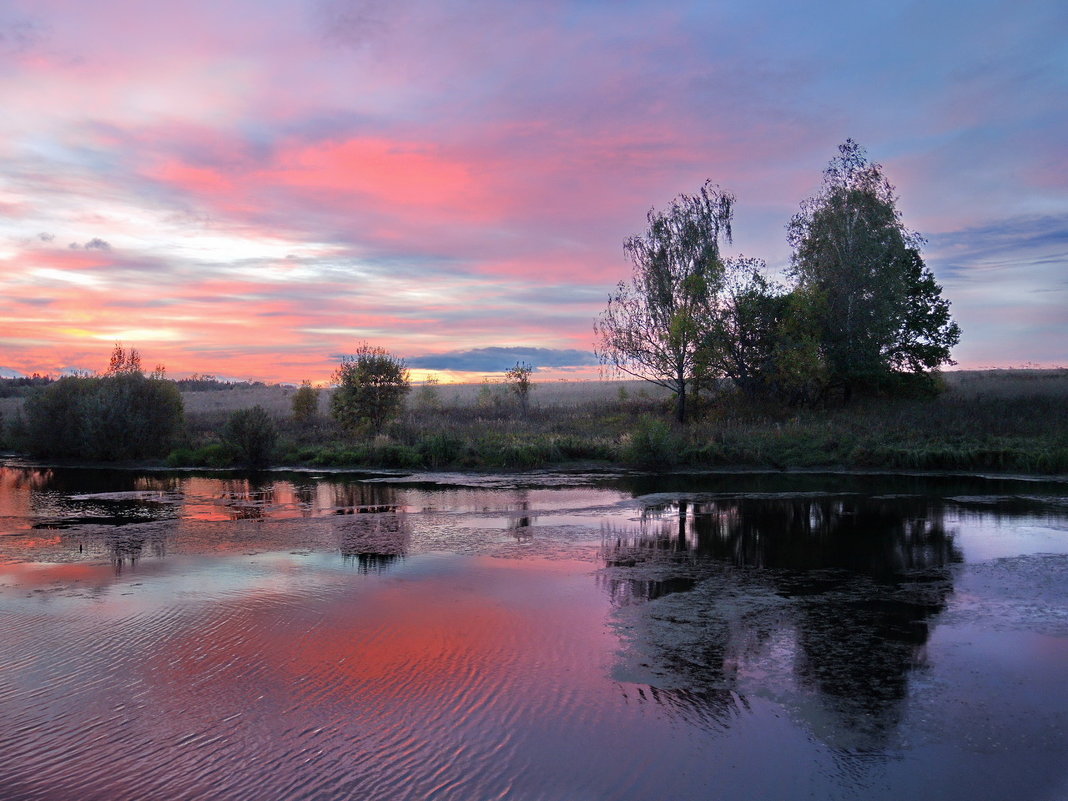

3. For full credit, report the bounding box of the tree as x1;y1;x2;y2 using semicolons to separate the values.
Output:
505;361;534;416
106;343;142;375
700;258;826;404
787;140;960;399
595;180;734;422
701;257;786;398
23;372;183;460
292;380;320;423
331;344;411;432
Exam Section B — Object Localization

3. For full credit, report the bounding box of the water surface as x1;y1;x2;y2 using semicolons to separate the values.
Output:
1;465;1067;800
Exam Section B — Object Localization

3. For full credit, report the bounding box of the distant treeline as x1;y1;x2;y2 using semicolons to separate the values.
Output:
174;374;270;392
0;375;54;398
0;373;269;397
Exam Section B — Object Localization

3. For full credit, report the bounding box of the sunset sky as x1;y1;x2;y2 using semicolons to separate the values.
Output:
1;0;1065;383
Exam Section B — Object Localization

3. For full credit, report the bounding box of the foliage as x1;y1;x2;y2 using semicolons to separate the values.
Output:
505;362;534;415
623;415;682;469
292;380;320;423
417;431;464;467
331;344;411;433
700;259;829;405
106;343;142;375
157;370;1068;475
23;372;184;460
477;378;505;412
787;140;960;399
0;374;54;398
700;257;787;396
224;405;278;468
166;442;239;469
595;179;734;422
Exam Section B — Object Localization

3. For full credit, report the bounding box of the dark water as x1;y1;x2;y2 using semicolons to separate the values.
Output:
1;465;1067;800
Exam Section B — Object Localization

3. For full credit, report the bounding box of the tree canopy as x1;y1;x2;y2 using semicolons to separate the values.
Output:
596;141;960;418
787;139;960;398
594;179;734;422
331;344;411;433
23;348;183;460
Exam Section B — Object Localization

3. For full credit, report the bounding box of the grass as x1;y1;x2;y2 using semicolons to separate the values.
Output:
4;370;1067;475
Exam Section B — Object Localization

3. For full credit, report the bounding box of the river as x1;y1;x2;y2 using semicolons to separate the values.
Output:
1;465;1067;800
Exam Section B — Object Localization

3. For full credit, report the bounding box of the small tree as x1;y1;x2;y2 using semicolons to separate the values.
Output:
331;344;411;433
415;374;441;410
505;362;534;416
225;406;277;469
292;380;320;423
701;257;785;398
595;179;734;422
107;343;142;375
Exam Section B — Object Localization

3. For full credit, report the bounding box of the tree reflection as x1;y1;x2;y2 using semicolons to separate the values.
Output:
59;523;168;572
602;495;961;750
217;478;275;520
332;482;400;514
336;507;409;574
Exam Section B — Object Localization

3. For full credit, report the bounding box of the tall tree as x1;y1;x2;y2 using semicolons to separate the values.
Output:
595;180;734;422
787;140;960;398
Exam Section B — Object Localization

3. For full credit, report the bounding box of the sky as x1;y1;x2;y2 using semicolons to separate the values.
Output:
0;0;1065;383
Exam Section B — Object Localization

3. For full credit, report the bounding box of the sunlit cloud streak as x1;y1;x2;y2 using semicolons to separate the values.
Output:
0;0;1065;381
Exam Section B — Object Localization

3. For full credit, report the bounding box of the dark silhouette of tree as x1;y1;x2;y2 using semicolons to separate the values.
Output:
224;405;278;469
22;347;183;460
331;343;410;432
595;180;734;422
106;343;142;375
788;140;960;399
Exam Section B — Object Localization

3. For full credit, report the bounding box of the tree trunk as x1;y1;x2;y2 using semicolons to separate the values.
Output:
676;377;686;423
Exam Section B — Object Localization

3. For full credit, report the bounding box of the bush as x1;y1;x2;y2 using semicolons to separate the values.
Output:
331;344;411;433
23;373;184;460
623;415;682;469
224;406;278;468
418;432;463;468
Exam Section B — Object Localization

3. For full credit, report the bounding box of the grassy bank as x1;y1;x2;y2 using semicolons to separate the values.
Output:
157;370;1068;475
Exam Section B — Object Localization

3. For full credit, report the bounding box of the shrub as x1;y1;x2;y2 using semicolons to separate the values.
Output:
331;344;411;433
623;415;682;469
418;432;463;468
224;406;278;468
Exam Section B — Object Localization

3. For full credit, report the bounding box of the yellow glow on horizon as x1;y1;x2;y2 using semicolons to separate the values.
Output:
90;329;186;342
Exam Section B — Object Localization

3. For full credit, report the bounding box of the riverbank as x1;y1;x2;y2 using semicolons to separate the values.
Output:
5;370;1067;475
151;370;1068;476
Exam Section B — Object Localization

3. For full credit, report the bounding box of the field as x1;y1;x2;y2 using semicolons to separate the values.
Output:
179;369;1068;473
3;370;1067;474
